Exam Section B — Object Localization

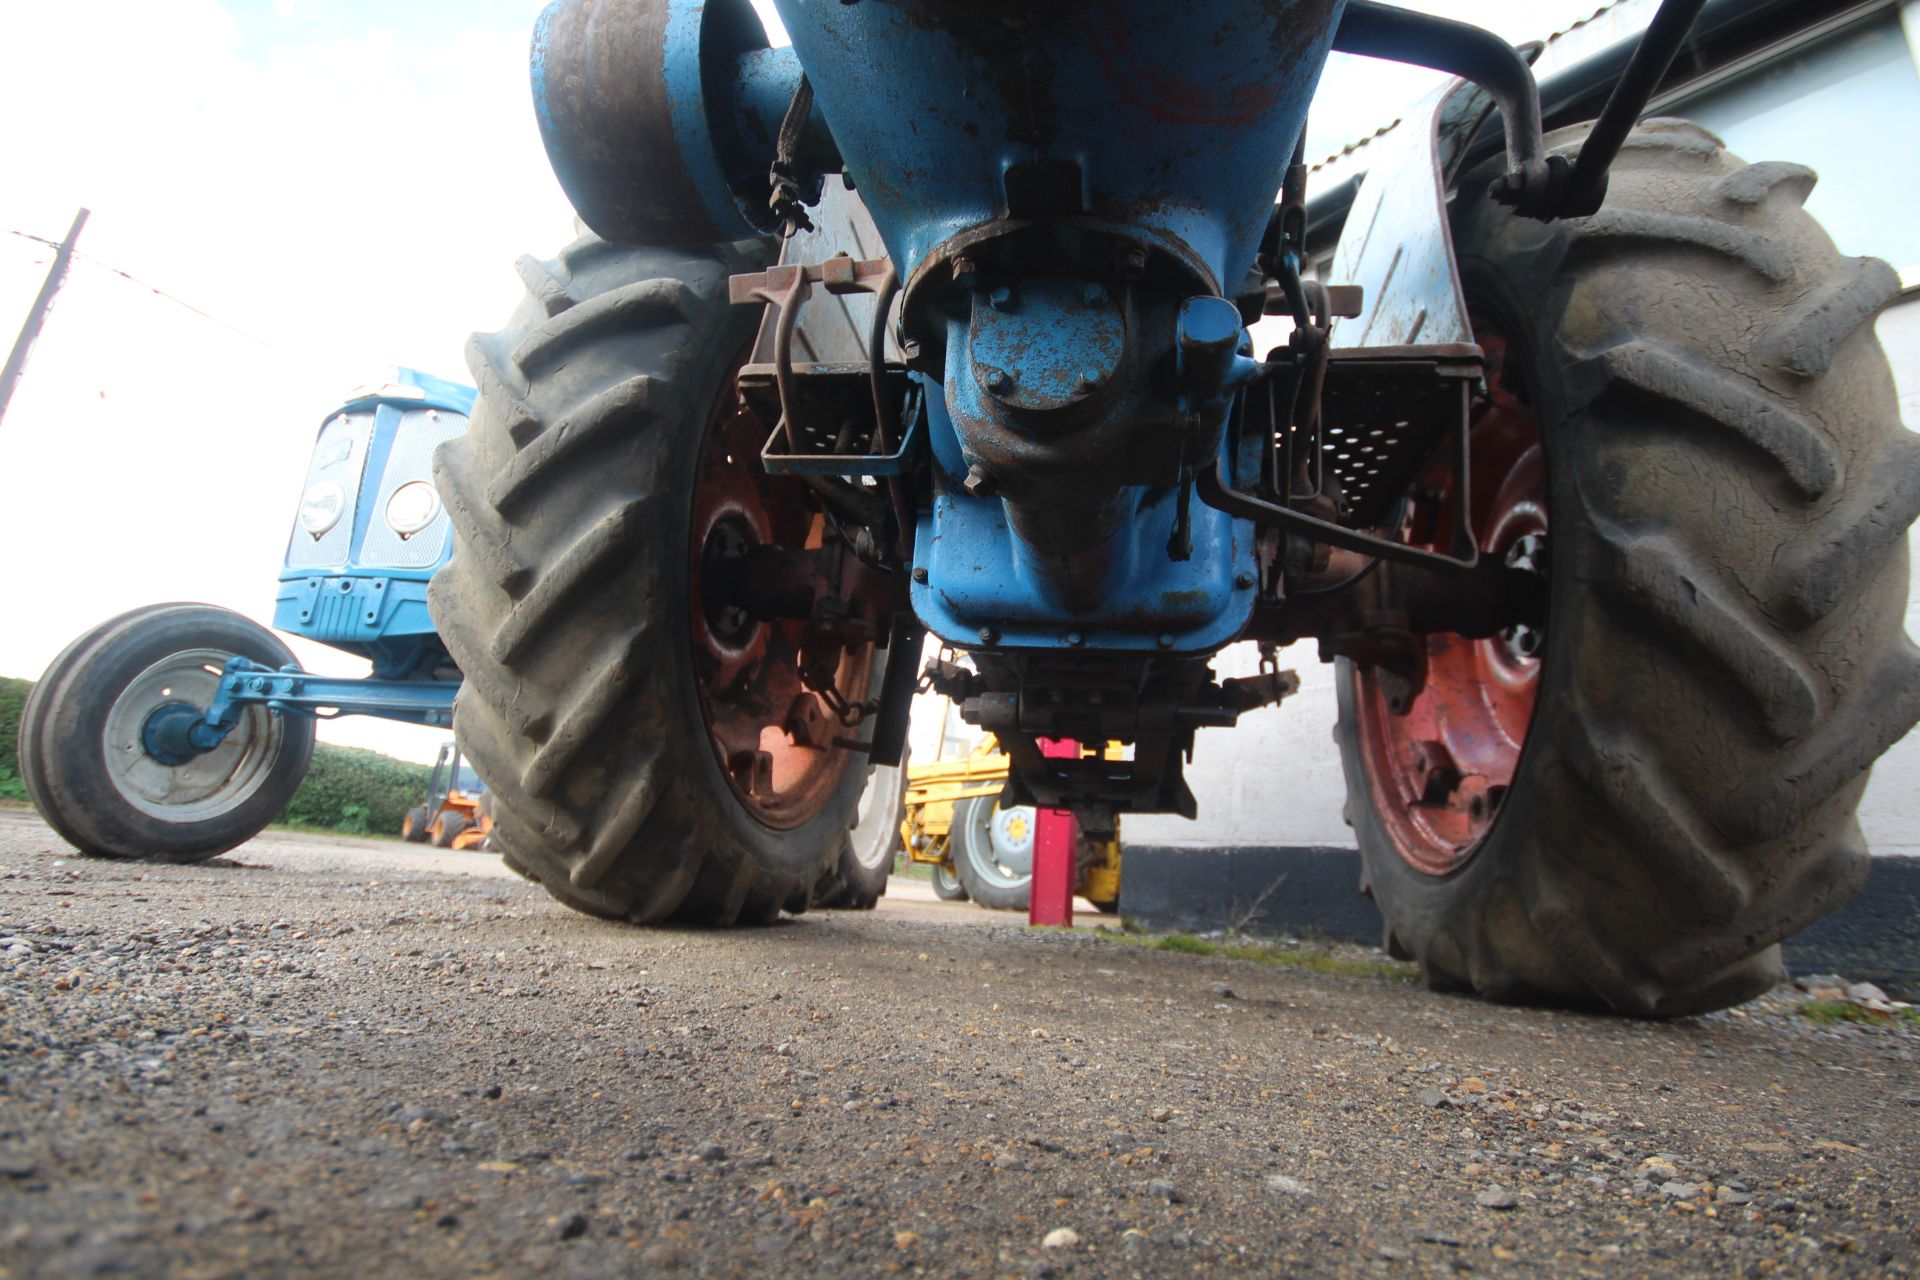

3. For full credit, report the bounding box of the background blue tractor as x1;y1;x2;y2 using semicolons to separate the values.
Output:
422;0;1919;1014
18;370;475;860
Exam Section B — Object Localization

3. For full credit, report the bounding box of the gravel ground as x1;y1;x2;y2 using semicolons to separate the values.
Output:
1;805;1916;1279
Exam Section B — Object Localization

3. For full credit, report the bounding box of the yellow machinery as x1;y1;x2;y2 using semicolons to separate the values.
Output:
902;736;1121;912
402;742;493;851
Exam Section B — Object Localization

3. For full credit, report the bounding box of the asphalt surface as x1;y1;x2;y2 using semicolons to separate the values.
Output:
1;806;1916;1279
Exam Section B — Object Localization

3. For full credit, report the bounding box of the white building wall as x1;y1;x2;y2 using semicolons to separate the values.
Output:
1857;296;1920;856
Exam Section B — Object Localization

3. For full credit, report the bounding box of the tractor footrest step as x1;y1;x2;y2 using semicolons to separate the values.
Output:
1257;342;1483;531
738;362;921;477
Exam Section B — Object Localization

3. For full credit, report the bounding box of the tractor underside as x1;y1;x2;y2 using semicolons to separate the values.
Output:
529;0;1675;833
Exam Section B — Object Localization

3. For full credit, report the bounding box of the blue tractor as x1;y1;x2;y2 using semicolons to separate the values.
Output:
423;0;1919;1014
18;371;475;860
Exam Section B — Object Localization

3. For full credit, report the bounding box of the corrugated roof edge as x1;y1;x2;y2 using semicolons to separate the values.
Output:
1307;0;1642;197
1302;0;1855;242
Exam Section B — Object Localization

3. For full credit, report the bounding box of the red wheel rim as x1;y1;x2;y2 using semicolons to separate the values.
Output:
1353;330;1546;876
688;358;870;830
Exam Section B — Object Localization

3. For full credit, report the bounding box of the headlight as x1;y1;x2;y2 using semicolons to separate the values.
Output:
298;481;346;538
384;480;442;538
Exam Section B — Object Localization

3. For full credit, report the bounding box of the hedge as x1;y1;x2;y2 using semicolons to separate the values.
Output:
0;673;431;836
281;743;433;836
0;677;28;803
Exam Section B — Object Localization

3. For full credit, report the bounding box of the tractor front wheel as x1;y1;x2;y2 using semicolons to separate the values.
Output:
19;604;315;862
432;811;470;849
930;861;968;901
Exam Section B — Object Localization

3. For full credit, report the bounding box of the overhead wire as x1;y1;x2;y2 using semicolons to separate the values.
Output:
3;227;274;348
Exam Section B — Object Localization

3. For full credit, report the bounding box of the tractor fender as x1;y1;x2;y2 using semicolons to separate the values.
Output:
1326;79;1493;349
531;0;825;246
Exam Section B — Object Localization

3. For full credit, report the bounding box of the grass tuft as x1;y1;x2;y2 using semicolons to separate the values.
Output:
1098;928;1413;981
1798;998;1919;1028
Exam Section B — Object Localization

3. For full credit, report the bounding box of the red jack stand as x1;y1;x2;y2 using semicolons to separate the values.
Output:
1029;738;1079;928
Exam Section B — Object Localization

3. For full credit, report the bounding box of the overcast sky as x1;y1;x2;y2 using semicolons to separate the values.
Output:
0;0;1600;761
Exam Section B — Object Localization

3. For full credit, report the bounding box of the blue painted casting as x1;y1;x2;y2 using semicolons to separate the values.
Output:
769;0;1346;293
758;0;1345;653
188;655;460;757
140;703;209;767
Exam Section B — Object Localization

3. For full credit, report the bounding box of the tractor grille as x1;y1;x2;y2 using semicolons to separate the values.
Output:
285;410;373;569
359;407;468;569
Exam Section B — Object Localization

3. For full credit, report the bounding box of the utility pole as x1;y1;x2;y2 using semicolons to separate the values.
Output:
0;207;90;428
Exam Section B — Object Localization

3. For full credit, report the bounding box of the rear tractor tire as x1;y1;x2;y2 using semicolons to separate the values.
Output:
18;603;316;862
402;806;432;843
813;756;910;910
1337;120;1920;1016
430;232;895;925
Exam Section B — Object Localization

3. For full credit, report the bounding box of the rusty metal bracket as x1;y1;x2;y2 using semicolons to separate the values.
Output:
1261;282;1363;319
731;253;916;558
730;255;898;454
737;367;922;476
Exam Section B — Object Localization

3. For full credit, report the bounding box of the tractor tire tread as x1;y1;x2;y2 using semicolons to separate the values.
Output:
1594;525;1819;741
1711;160;1816;208
1757;255;1901;380
1788;430;1920;623
1585;339;1835;495
514;253;578;318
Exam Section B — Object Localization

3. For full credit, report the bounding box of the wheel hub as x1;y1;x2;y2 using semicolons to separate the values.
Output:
139;702;207;767
988;804;1036;876
104;649;282;822
688;360;871;831
699;516;760;646
1353;332;1547;877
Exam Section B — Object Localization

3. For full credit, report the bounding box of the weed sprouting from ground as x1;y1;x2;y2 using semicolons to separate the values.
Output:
1798;998;1919;1028
1096;928;1413;981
